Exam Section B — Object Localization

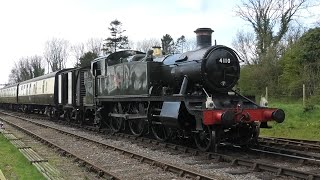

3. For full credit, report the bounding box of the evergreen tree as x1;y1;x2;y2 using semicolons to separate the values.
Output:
104;19;129;53
77;51;98;68
161;34;174;54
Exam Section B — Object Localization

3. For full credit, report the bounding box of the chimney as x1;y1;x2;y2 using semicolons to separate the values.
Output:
194;28;214;49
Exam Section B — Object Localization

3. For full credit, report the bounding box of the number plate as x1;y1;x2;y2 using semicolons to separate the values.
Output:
218;58;231;64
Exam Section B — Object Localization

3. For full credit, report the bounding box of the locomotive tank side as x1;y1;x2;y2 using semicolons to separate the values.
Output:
92;51;163;97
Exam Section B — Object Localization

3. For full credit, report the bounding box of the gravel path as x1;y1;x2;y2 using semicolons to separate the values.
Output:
3;123;100;180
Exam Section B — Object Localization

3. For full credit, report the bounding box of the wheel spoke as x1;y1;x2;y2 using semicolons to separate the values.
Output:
151;123;171;141
194;126;213;151
110;104;123;132
128;103;147;136
129;119;146;136
111;118;122;132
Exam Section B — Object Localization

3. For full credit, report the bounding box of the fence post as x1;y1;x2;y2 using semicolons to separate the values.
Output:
265;87;268;100
303;84;305;107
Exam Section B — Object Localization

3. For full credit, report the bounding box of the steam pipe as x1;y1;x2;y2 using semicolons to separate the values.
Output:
179;76;188;95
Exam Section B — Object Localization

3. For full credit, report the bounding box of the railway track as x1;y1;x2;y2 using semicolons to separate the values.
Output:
98;132;320;179
0;111;218;180
1;110;320;179
249;145;320;165
109;133;320;179
264;137;320;145
259;137;320;153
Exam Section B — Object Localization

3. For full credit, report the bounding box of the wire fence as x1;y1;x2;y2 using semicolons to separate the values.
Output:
262;85;320;106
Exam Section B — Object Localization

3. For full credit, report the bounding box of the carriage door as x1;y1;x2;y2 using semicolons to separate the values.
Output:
67;72;73;105
58;74;62;104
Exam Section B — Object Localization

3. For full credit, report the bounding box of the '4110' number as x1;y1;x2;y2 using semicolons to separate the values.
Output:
218;58;231;64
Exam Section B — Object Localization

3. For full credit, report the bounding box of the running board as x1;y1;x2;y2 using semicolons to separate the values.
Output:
109;113;147;120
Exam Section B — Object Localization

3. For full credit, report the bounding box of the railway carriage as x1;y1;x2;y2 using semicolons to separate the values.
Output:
7;68;78;115
18;72;56;113
0;83;18;109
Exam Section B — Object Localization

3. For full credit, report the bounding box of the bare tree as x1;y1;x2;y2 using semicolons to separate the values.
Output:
128;40;135;50
136;38;161;53
72;38;103;67
19;58;32;81
30;55;45;78
44;38;69;72
175;35;186;53
8;67;19;83
71;43;85;67
276;25;306;57
232;31;258;65
9;59;28;83
8;56;45;83
184;38;197;51
87;38;102;56
236;0;308;61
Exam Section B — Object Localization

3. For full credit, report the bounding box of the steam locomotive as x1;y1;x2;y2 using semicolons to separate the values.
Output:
0;28;285;151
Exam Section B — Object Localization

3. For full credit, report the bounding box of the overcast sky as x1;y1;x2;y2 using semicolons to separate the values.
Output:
0;0;319;85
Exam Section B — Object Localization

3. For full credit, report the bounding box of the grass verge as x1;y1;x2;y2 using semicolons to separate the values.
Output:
260;101;320;140
0;133;45;180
